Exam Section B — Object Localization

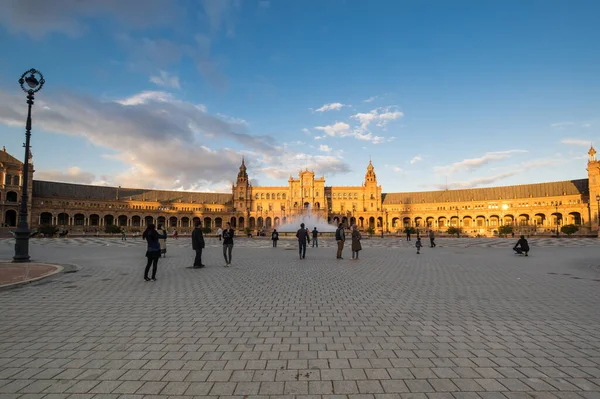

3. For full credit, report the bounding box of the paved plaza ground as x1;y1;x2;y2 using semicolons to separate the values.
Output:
0;236;599;399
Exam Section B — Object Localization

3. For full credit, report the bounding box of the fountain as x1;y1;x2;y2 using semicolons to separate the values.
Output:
277;204;337;233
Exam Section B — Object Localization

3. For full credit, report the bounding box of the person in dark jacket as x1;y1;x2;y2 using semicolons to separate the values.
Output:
222;222;235;267
296;223;309;259
192;222;205;268
351;224;362;260
271;229;279;247
143;223;167;281
429;230;436;248
513;235;530;256
312;227;319;247
335;223;345;259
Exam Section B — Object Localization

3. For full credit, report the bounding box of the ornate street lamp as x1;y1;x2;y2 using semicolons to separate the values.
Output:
596;195;600;225
13;69;45;262
555;203;559;237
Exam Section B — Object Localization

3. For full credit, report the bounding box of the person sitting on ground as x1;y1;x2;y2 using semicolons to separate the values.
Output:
513;235;530;256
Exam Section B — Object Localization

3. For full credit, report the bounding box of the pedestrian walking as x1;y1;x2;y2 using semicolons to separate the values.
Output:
121;228;126;241
143;223;167;281
335;223;345;259
405;227;411;241
429;230;436;247
296;223;309;259
192;222;205;268
351;224;362;260
416;237;422;254
312;227;319;247
157;224;167;257
271;229;279;247
217;227;223;241
222;222;235;267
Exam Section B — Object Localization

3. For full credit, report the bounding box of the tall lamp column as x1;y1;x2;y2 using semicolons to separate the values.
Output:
596;195;600;227
13;69;45;262
555;203;559;237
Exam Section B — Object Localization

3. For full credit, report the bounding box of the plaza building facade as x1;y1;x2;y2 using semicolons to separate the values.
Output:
2;146;600;236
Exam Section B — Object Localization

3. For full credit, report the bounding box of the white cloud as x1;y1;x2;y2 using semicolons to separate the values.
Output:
216;113;248;126
351;106;404;131
354;132;386;144
582;123;592;128
433;155;568;190
0;89;350;190
35;167;96;185
433;172;518;189
199;0;241;38
117;91;174;106
434;150;528;175
315;102;348;112
551;121;575;128
561;138;591;146
258;153;349;179
410;155;422;164
314;122;351;137
319;145;332;153
0;0;183;39
149;70;180;89
393;167;403;173
363;96;377;103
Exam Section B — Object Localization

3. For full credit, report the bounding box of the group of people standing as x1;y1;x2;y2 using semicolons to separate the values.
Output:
142;222;235;281
293;223;362;260
142;222;532;281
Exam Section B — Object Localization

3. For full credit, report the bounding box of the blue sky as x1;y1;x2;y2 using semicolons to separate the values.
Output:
0;0;598;193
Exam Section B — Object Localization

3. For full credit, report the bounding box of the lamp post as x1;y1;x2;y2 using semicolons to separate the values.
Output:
13;69;45;262
596;195;600;230
555;203;559;237
456;208;460;238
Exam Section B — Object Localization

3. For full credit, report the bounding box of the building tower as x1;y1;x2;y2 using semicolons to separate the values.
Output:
363;160;382;212
586;145;600;232
232;158;251;212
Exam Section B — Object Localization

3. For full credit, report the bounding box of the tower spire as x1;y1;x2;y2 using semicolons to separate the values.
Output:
589;145;597;162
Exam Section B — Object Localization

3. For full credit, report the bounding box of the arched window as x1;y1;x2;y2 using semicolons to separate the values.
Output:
13;176;19;185
354;193;358;199
344;193;347;199
282;193;286;199
266;193;270;200
255;193;259;199
271;193;275;199
277;193;281;199
315;191;319;197
261;193;264;199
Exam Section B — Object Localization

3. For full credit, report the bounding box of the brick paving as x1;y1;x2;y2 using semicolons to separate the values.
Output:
0;237;599;398
0;262;61;287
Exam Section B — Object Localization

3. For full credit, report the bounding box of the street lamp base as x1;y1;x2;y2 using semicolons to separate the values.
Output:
13;228;31;263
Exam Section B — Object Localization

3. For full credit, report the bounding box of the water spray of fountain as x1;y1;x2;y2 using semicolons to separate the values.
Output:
277;204;337;232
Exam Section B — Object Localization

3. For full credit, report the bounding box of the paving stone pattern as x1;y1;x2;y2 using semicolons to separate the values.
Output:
0;237;600;398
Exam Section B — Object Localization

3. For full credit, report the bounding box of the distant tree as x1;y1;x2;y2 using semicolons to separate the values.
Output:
244;227;252;237
560;224;579;236
105;224;121;234
202;226;212;234
366;227;375;237
404;226;416;234
498;225;513;237
447;226;461;237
